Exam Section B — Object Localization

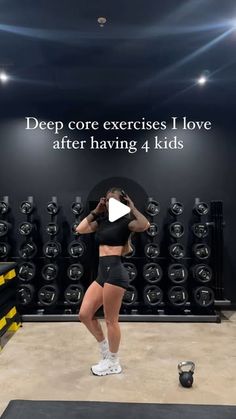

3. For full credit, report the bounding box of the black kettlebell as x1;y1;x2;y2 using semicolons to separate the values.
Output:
178;361;195;388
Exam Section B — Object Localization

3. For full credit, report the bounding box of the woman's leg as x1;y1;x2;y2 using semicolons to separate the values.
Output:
79;281;104;342
103;283;125;353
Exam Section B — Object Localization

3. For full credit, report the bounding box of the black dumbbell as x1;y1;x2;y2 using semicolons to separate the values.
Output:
123;263;138;282
17;284;35;306
68;241;85;258
20;201;34;214
145;243;160;259
168;264;188;284
168;286;188;306
169;244;185;260
193;244;211;260
38;284;59;306
42;264;59;281
67;264;84;281
143;285;163;306
19;222;34;236
19;242;37;259
46;223;59;236
169;202;184;216
145;198;160;217
193;202;209;216
0;201;9;215
71;223;79;235
146;223;159;237
122;286;138;306
169;222;184;238
18;262;36;282
143;263;163;284
192;223;209;239
192;264;212;283
0;221;10;237
43;241;61;258
71;202;83;216
193;286;214;307
47;201;59;215
64;284;84;305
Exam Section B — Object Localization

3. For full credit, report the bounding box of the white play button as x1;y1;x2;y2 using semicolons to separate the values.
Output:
108;198;130;222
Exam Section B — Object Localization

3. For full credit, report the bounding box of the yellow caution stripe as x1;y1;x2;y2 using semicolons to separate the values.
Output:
0;317;7;331
6;307;17;319
4;269;16;280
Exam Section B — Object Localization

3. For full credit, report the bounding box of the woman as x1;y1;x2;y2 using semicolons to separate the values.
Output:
76;187;150;376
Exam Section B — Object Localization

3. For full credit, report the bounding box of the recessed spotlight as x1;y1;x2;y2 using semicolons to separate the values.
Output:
97;17;107;27
198;76;207;86
0;72;8;83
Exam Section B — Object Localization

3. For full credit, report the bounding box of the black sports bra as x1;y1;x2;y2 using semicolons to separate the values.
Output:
95;215;132;246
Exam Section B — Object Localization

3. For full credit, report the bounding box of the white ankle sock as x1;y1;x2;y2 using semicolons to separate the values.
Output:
109;351;118;361
99;339;109;355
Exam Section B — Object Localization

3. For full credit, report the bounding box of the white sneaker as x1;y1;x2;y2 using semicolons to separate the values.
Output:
91;357;122;376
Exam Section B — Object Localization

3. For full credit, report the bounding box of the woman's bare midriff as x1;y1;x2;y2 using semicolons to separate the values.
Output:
99;245;124;256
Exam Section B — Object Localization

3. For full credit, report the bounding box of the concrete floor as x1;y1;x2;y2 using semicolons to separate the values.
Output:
0;312;236;416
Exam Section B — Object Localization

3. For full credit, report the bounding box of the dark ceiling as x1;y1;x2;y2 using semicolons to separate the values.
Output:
0;0;236;117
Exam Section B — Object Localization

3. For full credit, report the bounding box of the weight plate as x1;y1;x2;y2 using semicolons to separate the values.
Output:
0;242;10;258
194;202;209;216
64;284;84;305
168;286;188;306
43;241;61;259
169;222;184;238
19;241;37;259
71;223;79;235
67;263;84;281
17;284;35;305
71;202;83;216
146;223;159;237
0;221;9;237
46;223;59;236
168;264;188;284
145;199;160;217
144;243;160;259
193;286;214;307
143;263;163;284
192;223;209;239
169;202;184;216
68;240;85;258
0;201;9;215
38;285;59;306
20;201;34;214
18;262;36;282
123;263;137;282
143;285;163;306
42;264;59;281
169;243;185;260
192;264;212;283
193;244;211;260
122;286;138;306
47;201;59;215
19;222;33;236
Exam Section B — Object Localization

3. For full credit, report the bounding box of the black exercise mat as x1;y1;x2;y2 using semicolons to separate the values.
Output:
1;400;236;419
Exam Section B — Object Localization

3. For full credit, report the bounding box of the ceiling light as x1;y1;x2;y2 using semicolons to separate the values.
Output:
198;76;207;85
0;72;8;83
97;17;107;27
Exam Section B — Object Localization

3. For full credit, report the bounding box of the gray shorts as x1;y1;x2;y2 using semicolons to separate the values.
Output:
95;255;130;290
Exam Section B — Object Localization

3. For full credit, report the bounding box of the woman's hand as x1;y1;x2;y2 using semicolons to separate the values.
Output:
94;197;107;214
123;194;135;210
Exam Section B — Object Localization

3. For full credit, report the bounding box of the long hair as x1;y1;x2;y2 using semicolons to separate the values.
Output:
105;187;123;197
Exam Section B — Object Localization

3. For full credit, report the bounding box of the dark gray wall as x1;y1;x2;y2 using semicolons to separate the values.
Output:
0;103;235;301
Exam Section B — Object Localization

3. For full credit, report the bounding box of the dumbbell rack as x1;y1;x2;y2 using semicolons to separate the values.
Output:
1;195;229;323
